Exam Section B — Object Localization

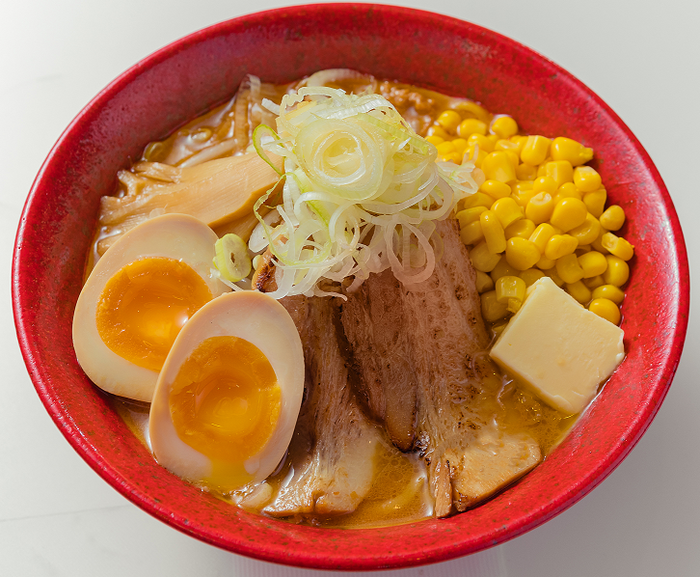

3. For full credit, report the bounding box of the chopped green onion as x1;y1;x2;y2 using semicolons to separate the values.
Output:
213;234;252;283
252;87;480;298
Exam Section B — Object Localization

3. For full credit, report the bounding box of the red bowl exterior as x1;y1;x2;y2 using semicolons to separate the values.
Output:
12;3;689;571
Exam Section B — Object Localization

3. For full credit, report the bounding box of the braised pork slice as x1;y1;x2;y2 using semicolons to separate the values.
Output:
441;426;541;512
338;269;418;451
263;295;382;518
341;218;542;516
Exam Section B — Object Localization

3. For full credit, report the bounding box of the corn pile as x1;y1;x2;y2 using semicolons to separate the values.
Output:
427;108;633;327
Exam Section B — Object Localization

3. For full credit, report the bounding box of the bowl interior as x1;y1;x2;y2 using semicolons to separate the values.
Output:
12;3;689;571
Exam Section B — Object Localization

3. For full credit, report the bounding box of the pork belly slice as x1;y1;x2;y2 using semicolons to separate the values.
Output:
263;296;382;518
339;269;418;451
342;218;543;517
431;426;541;516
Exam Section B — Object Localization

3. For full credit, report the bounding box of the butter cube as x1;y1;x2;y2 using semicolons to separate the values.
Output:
490;277;625;415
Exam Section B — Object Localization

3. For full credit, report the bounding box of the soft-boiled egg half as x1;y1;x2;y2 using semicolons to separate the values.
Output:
149;291;305;492
72;213;228;402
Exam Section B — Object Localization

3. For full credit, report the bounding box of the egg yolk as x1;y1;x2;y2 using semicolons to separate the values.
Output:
168;336;281;491
96;257;213;372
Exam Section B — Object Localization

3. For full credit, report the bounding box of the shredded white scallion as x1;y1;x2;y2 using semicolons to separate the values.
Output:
249;87;480;298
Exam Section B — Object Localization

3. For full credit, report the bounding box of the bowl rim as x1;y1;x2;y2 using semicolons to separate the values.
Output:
12;3;690;570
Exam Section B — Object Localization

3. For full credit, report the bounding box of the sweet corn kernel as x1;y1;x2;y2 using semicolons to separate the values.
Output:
509;135;527;154
427;125;450;139
457;118;488;138
589;298;621;325
491;116;519;139
436;141;456;155
532;175;558;195
601;232;635;261
599;205;626;231
510;180;534;195
425;135;444;146
475;270;495;293
521;135;552;166
569;213;602;246
566;280;592;304
495;275;526;301
491;197;524;229
495;139;520;153
543;267;565;286
481;290;510;322
490;257;519;283
454;101;491;122
578;250;608;278
504;150;520;169
505;218;536;240
467;133;496;153
511;181;536;207
550;137;594;167
456;206;488;228
511;189;538;208
603;255;630;287
592;284;625;304
576;245;592;255
543;160;574;187
545;234;579;260
515;163;538;181
480;210;507;254
583;189;607;218
583;275;605;289
437;110;462;132
461;191;494;210
536;255;556;270
591;232;609;254
550;197;588;232
553;182;582;203
573;166;602;193
519;268;545;286
451;138;469;154
470;241;502;272
480;179;512;200
529;222;557;252
463;145;487;168
556;253;584;284
525;192;555;225
460;221;484;245
505;237;541;270
508;299;523;313
441;151;462;164
496;275;527;313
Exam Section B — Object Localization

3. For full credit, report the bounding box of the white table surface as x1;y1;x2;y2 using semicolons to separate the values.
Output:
3;1;699;575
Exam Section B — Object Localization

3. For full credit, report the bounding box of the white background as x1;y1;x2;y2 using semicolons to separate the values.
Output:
2;1;699;575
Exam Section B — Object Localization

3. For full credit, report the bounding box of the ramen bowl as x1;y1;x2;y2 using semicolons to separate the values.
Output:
12;3;689;570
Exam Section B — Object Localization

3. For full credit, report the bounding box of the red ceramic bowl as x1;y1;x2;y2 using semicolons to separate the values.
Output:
12;3;689;571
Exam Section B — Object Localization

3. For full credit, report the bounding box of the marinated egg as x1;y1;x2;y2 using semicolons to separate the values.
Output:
72;213;228;402
149;291;304;492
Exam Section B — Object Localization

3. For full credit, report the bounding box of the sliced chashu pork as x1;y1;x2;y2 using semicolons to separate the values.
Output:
338;268;418;451
341;218;542;517
263;295;383;518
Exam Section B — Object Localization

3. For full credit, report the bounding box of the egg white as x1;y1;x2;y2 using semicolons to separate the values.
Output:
149;291;305;489
72;213;228;402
